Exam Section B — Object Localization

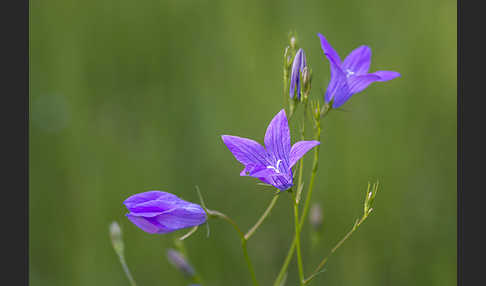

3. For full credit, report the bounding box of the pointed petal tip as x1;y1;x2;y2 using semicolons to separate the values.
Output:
374;71;401;81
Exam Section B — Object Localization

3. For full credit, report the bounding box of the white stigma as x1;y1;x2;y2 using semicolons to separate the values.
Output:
267;159;282;174
345;69;355;78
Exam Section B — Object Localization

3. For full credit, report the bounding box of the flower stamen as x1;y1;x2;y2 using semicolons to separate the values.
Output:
267;159;282;174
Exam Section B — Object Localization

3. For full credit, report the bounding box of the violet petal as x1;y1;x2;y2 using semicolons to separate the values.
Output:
289;140;321;168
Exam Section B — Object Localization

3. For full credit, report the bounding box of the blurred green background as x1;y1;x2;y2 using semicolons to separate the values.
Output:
30;0;456;285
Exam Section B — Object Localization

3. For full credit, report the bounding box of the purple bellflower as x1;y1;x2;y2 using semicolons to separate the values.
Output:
221;109;320;191
289;48;307;100
124;191;207;234
318;33;401;108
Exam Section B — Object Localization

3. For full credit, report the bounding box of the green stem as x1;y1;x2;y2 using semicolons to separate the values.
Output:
300;117;320;228
241;239;259;286
304;215;368;285
207;210;259;286
274;118;321;286
292;192;305;285
118;254;137;286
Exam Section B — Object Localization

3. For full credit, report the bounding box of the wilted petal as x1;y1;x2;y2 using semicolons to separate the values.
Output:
347;74;382;95
221;135;269;167
342;45;371;75
289;140;320;168
371;71;401;82
264;109;291;165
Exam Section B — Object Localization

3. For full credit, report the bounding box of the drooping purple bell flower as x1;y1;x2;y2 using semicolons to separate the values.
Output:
289;48;307;100
318;33;400;108
124;191;207;234
222;109;320;191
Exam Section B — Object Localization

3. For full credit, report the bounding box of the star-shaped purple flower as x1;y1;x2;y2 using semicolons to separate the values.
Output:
221;109;320;191
124;191;207;234
318;33;401;108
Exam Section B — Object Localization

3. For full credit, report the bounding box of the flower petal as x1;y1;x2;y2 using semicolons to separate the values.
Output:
342;45;371;75
155;206;207;231
371;71;401;82
318;33;342;66
268;173;293;191
264;109;291;165
325;65;351;107
221;135;269;167
347;74;382;95
289;140;320;168
124;191;179;211
126;214;168;234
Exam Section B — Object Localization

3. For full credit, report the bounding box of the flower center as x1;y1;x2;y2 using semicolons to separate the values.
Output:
345;69;355;78
267;160;282;174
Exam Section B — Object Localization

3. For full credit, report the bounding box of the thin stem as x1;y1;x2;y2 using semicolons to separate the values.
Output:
242;239;259;286
207;209;259;286
118;254;137;286
207;209;245;239
304;216;368;285
274;120;321;286
299;118;321;232
245;194;280;240
292;192;305;285
273;236;296;286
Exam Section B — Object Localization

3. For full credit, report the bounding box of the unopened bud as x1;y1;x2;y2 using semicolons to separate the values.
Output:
109;221;124;255
309;203;323;230
283;46;293;70
301;66;311;99
290;36;297;49
167;249;195;278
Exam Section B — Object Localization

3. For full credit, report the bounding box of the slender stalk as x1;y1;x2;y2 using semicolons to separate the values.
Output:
304;216;368;285
207;209;259;286
207;209;245;238
299;117;321;232
274;119;321;286
241;239;259;286
245;194;280;240
292;192;305;285
117;254;137;286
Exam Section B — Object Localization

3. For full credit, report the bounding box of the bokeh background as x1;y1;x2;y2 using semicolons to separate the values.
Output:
30;0;456;285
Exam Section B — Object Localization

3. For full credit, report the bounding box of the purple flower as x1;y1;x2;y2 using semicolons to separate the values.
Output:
289;48;307;100
318;33;401;108
221;109;320;191
124;191;207;234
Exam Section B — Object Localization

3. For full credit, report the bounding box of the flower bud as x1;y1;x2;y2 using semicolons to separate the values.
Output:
166;249;195;278
290;36;297;49
289;48;307;100
283;46;292;69
124;191;207;234
301;66;312;100
309;203;323;230
109;221;124;255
